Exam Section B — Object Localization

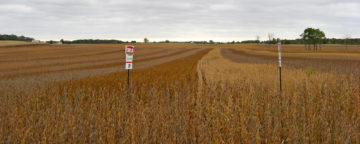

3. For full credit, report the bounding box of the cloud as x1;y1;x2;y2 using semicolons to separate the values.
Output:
0;0;359;41
328;2;360;18
0;4;34;13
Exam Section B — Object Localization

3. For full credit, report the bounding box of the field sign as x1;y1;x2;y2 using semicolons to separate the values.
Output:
125;45;134;69
126;62;133;69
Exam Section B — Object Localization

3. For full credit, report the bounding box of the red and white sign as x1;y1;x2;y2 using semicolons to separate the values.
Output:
125;45;135;54
125;45;135;69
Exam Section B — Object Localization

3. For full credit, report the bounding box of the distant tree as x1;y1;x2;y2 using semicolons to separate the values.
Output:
344;34;351;50
240;37;359;45
301;28;314;50
209;40;214;44
256;35;260;44
60;39;64;44
70;39;123;44
315;29;326;50
19;36;25;41
277;38;281;43
267;33;275;50
165;40;170;43
0;34;34;41
268;33;274;44
231;40;235;44
144;37;149;43
131;40;136;43
300;28;326;51
241;40;260;44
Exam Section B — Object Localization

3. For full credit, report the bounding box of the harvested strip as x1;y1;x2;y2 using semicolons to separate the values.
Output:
0;49;125;62
1;46;163;59
222;48;360;74
0;45;77;55
73;48;212;86
0;47;110;59
236;44;360;54
0;47;85;57
225;48;360;63
0;48;175;72
0;48;195;80
0;48;206;91
0;46;164;63
0;44;165;56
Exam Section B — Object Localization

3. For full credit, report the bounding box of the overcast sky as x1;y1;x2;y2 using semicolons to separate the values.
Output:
0;0;359;41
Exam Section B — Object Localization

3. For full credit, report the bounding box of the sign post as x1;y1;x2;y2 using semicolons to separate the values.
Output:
125;45;134;86
278;42;282;92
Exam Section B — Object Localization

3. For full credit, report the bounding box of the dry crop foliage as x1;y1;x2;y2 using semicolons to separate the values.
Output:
0;48;211;143
1;43;360;143
197;48;360;143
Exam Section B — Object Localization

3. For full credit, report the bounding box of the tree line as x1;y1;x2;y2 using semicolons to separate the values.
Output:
0;34;34;41
243;27;359;51
278;38;360;45
56;39;136;44
2;33;359;47
57;37;358;45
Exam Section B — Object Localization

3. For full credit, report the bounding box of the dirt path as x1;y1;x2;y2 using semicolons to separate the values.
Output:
197;48;278;87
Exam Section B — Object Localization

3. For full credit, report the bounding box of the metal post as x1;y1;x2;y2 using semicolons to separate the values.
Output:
279;67;282;91
127;69;130;86
278;42;282;92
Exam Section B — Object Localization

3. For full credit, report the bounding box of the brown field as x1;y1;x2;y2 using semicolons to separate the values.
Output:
0;40;45;47
1;43;359;143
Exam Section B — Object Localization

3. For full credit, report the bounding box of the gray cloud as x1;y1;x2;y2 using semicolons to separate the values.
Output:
0;0;359;41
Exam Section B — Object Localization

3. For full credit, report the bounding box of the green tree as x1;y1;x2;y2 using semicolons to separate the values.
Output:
60;39;64;44
0;34;34;41
300;28;326;51
144;37;149;43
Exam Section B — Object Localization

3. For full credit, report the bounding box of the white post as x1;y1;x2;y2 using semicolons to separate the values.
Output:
278;42;282;91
